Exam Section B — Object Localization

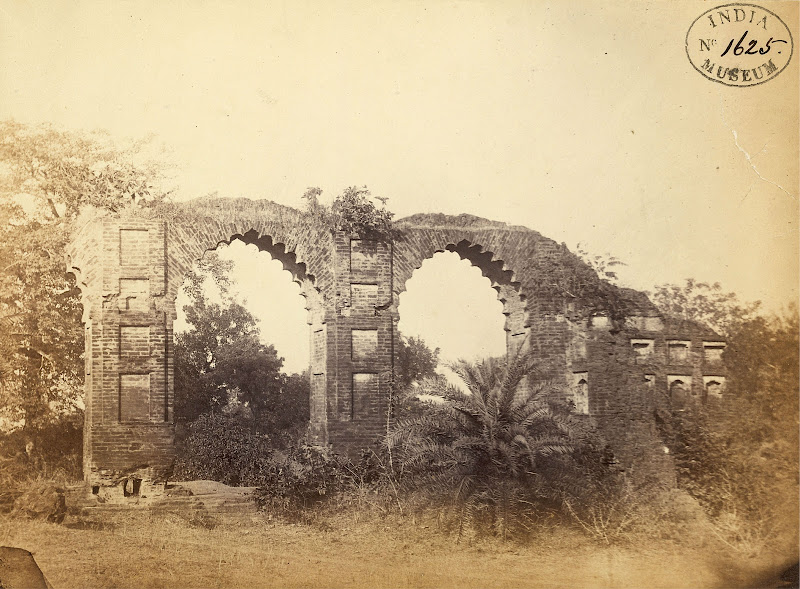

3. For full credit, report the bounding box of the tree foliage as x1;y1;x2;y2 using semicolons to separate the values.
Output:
575;243;625;284
720;307;799;481
173;251;309;436
650;278;761;337
395;335;439;390
0;120;168;429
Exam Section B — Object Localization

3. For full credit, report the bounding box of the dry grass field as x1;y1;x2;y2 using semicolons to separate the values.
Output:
2;506;795;589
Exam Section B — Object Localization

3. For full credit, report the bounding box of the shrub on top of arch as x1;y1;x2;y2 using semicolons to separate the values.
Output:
303;186;396;242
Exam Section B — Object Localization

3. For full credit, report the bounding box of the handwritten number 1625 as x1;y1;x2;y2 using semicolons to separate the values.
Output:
721;30;787;56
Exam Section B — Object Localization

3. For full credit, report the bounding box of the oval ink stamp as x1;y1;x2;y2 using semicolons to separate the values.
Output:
686;3;794;87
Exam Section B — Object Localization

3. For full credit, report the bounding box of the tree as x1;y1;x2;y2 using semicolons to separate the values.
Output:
395;335;439;390
277;371;312;438
650;278;761;337
387;352;586;539
721;306;798;472
174;298;271;422
0;120;168;430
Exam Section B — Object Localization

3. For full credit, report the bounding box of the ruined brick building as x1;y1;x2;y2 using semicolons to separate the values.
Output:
66;197;726;497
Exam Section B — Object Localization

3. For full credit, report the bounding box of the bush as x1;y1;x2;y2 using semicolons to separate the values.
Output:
0;415;82;516
253;445;353;515
173;413;274;486
563;472;660;545
0;415;83;480
252;442;398;522
657;405;796;555
304;186;395;241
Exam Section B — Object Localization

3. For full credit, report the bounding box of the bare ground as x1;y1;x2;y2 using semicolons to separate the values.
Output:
1;506;796;589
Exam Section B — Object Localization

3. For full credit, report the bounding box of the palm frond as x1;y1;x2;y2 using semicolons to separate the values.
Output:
388;351;603;541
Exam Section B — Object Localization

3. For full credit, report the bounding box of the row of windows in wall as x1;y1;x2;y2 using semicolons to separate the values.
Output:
568;373;726;417
630;339;725;364
666;375;726;405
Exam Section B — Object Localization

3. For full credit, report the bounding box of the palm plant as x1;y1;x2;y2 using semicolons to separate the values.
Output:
386;350;588;539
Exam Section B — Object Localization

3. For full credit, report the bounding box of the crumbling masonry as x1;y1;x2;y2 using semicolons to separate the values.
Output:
67;198;726;497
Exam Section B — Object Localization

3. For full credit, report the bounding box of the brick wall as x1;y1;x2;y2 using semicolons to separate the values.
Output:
67;199;725;492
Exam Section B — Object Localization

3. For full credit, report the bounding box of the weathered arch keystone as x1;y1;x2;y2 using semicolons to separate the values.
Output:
67;198;724;497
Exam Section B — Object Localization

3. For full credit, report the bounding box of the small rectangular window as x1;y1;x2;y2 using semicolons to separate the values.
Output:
352;373;378;419
667;341;690;364
119;229;149;265
631;339;654;363
310;375;326;417
350;240;378;273
351;329;378;362
311;328;326;372
703;342;726;363
119;373;150;421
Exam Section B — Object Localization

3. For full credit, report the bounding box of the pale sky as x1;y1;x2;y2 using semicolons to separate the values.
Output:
2;0;798;370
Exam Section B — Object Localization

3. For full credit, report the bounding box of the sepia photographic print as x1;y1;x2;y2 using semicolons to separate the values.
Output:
0;1;798;587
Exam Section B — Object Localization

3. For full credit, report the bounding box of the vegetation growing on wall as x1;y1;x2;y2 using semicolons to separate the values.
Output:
575;244;626;284
526;243;630;319
303;185;395;241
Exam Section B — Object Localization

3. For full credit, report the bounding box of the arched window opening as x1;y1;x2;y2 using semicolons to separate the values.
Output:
397;251;507;380
704;377;725;401
668;377;690;410
571;372;589;415
173;239;310;443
